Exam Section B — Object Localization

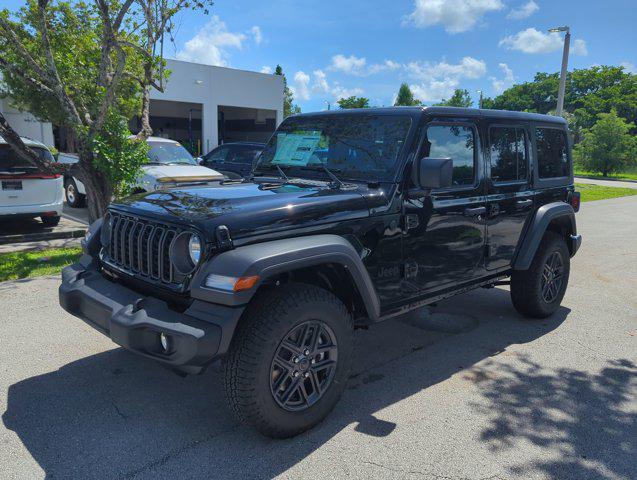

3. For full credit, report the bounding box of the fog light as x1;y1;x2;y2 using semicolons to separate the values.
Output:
160;332;170;353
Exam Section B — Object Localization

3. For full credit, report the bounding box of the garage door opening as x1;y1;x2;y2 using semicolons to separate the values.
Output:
218;106;276;145
130;99;203;155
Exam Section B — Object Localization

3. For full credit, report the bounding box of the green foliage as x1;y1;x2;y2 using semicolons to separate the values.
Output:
573;110;637;177
0;1;143;126
482;66;637;133
394;83;421;106
337;96;370;109
435;89;472;107
91;112;149;196
575;183;637;202
274;64;301;117
0;247;82;282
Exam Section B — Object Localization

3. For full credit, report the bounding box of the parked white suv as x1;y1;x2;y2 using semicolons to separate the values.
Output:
60;137;224;208
0;137;63;227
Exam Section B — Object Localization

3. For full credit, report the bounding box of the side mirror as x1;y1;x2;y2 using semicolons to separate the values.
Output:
410;157;453;196
196;157;204;165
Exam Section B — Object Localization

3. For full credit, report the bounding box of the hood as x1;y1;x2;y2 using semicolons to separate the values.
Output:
111;181;376;241
142;164;223;181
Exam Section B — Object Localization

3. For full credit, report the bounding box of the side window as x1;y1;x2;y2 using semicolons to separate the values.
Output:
536;127;569;178
423;124;476;186
228;148;260;164
489;126;528;183
206;147;229;164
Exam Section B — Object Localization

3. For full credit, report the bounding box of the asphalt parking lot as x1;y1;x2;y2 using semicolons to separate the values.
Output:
1;196;636;480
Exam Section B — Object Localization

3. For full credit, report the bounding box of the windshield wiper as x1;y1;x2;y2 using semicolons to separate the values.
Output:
251;164;289;182
300;164;344;189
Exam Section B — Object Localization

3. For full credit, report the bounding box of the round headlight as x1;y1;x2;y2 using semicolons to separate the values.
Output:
188;234;202;266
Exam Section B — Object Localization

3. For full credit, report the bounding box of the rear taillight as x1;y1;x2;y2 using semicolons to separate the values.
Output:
0;173;61;180
569;191;581;212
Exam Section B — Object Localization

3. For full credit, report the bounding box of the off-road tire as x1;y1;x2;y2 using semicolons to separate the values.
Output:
222;283;354;438
64;178;85;208
41;215;61;227
511;231;570;318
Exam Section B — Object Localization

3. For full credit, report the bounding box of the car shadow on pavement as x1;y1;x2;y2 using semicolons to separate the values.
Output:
4;287;576;479
467;355;637;479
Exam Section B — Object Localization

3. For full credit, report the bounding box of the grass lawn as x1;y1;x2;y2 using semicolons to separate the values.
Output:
574;168;637;182
0;247;82;282
575;183;637;202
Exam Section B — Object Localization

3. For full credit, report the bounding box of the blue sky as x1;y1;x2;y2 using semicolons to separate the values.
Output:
5;0;637;111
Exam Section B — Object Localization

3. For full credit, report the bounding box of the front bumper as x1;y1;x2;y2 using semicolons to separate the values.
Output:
59;256;244;374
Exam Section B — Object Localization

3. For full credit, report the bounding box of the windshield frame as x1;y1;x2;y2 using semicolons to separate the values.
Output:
255;112;417;184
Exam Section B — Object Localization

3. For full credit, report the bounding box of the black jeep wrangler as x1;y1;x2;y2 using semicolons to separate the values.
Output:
60;107;581;438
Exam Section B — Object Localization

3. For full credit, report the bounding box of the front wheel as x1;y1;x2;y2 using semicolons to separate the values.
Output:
511;231;570;318
65;178;85;208
222;283;353;438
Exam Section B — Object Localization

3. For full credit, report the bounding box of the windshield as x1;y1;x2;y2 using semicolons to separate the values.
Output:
256;114;412;182
0;145;54;171
147;141;197;165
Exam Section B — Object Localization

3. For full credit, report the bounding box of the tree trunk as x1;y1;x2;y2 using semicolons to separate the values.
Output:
74;145;112;223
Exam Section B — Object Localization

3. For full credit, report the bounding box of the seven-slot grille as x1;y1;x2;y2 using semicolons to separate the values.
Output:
103;212;183;285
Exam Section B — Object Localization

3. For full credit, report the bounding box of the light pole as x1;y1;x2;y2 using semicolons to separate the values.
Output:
324;100;331;111
548;26;570;116
477;90;483;109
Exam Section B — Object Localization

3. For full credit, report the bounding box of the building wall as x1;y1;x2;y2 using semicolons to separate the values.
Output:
0;98;54;147
151;59;284;152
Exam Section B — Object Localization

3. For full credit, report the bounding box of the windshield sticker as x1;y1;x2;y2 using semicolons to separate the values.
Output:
272;133;322;166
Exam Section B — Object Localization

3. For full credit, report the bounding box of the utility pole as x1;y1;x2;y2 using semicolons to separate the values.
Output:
548;26;570;116
477;90;483;109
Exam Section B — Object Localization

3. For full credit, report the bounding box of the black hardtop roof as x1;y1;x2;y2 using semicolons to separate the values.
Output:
293;106;567;125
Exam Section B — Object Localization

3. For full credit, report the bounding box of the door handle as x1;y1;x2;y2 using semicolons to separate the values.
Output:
515;199;533;209
464;206;486;217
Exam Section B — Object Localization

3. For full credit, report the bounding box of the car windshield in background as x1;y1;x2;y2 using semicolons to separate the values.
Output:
147;141;197;165
0;145;53;171
256;114;412;181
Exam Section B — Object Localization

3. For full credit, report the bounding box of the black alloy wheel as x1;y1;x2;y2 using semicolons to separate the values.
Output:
269;320;338;412
541;251;564;303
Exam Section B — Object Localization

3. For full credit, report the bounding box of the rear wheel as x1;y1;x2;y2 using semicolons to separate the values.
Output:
41;215;61;227
511;231;570;318
65;178;85;208
222;283;353;438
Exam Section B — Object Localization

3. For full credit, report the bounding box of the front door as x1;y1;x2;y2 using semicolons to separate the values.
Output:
402;120;487;299
485;123;534;270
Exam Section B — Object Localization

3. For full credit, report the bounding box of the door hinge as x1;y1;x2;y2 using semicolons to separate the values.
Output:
485;243;497;258
404;214;419;231
404;260;419;279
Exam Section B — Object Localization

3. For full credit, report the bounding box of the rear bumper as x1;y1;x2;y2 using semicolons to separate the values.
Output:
0;200;63;218
569;234;582;257
59;257;244;374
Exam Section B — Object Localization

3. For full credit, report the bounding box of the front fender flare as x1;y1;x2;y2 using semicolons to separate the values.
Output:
190;234;381;321
513;202;577;270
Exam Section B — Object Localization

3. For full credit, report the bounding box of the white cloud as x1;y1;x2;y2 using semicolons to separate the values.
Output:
405;0;504;33
251;26;263;45
621;62;637;74
176;16;246;66
368;59;402;74
329;54;367;75
490;63;515;93
506;1;538;20
260;66;272;74
500;28;587;56
330;85;364;101
312;69;330;93
405;56;487;101
291;71;311;101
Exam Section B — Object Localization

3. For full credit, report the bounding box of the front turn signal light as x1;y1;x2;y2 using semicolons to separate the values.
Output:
204;274;260;292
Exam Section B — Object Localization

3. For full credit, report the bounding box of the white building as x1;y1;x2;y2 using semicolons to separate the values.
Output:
2;59;284;155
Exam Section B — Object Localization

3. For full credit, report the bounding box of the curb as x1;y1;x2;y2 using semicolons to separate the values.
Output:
0;228;86;245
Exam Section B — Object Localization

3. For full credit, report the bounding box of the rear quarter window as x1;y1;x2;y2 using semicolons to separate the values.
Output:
535;127;569;178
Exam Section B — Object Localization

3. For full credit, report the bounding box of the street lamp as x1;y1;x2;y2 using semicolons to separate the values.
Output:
324;100;331;111
477;90;483;109
548;26;570;116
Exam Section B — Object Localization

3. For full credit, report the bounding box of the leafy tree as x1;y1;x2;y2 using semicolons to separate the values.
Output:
394;83;421;106
573;110;637;177
0;0;210;222
337;96;370;109
482;66;637;133
435;89;472;107
274;65;301;117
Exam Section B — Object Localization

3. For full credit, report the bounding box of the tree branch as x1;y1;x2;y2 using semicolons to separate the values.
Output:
0;111;56;174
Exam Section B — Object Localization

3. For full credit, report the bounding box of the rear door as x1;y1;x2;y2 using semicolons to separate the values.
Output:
0;145;60;207
485;123;534;270
402;119;487;298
